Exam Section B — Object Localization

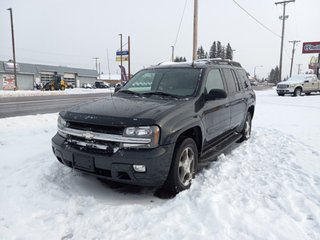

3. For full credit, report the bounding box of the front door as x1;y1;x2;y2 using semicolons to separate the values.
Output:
203;68;230;149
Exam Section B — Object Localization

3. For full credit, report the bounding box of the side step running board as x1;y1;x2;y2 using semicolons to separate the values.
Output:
198;133;242;168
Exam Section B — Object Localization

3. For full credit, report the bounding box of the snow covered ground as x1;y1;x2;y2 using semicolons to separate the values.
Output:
1;89;320;240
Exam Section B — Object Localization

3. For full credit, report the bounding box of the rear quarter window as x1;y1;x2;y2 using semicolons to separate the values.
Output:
236;69;251;90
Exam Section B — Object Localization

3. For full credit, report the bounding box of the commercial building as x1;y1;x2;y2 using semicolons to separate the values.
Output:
0;60;98;90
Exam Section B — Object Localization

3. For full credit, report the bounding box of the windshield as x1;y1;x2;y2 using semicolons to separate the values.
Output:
118;68;201;97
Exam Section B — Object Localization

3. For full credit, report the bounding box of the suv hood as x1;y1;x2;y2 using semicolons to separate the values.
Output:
60;95;185;126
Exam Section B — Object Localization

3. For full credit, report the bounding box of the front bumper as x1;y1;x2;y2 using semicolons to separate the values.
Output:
52;133;175;187
276;88;294;94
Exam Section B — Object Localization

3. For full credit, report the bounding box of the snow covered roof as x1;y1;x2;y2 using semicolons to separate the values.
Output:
0;60;99;77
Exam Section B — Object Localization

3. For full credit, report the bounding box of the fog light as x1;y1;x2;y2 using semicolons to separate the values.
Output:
133;165;146;172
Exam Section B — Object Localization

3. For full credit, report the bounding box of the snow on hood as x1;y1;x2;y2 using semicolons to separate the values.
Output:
279;75;316;84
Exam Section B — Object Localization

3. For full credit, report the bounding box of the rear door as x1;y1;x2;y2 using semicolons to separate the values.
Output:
304;75;320;92
203;68;230;148
222;68;246;130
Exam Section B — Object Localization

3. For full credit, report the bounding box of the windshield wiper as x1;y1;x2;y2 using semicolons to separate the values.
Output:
142;91;177;98
117;90;141;96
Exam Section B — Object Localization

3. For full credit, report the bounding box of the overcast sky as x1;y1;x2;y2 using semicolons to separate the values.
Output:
1;0;320;79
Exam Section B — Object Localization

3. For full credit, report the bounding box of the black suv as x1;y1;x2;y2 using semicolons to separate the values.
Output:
94;81;109;88
52;59;255;194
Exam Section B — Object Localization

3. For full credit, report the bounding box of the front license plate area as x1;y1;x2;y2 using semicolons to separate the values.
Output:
73;154;95;172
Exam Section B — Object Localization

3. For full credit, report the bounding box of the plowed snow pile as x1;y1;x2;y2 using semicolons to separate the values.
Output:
1;89;320;239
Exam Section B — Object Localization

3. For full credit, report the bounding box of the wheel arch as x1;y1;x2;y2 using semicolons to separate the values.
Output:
175;126;202;158
248;105;255;119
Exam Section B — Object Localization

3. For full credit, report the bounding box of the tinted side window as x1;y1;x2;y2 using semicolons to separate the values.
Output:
236;69;251;89
222;69;237;94
205;69;225;92
231;69;241;91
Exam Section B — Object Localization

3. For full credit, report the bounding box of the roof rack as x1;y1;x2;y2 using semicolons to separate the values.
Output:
194;58;242;67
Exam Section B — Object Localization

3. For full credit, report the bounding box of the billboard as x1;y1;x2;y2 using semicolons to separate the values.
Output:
302;42;320;54
3;75;16;89
4;62;20;71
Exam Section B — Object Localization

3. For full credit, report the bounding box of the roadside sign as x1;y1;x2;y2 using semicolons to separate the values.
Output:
302;42;320;54
309;63;320;69
116;51;129;56
116;56;128;62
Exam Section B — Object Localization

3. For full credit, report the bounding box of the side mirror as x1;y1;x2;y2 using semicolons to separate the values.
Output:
206;89;227;101
114;86;122;93
304;80;309;83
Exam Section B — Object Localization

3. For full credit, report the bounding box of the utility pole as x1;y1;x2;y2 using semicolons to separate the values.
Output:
93;57;99;71
107;49;111;80
192;0;198;61
275;0;295;83
119;34;122;81
128;36;131;79
297;64;302;75
7;8;18;90
289;40;300;77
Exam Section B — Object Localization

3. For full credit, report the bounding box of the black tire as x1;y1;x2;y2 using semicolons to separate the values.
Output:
164;137;198;194
293;88;302;96
239;112;252;142
60;85;65;90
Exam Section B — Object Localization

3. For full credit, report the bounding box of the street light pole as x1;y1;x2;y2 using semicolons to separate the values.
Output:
119;34;122;81
171;46;174;62
275;0;295;83
254;65;263;81
7;8;18;90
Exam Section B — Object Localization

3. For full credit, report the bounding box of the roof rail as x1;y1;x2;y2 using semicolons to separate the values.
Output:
194;58;242;67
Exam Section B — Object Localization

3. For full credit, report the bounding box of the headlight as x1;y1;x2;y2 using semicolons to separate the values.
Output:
122;126;160;149
57;116;67;129
57;116;68;138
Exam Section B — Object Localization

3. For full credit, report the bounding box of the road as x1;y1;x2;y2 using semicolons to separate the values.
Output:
0;93;110;119
0;86;272;119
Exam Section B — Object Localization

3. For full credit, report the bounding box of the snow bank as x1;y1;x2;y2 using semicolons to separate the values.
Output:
1;90;320;239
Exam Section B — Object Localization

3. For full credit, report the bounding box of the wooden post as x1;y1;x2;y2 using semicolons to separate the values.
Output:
192;0;198;61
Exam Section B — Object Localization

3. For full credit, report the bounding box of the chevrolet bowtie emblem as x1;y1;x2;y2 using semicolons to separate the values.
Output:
82;132;95;140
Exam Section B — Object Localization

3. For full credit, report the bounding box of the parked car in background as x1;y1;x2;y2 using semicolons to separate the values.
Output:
67;83;74;89
82;83;93;89
94;81;110;88
250;80;258;86
52;59;256;194
276;74;320;96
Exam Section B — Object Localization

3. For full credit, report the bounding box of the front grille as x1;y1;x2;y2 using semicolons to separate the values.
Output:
67;136;120;154
277;84;289;89
68;121;124;135
65;121;123;153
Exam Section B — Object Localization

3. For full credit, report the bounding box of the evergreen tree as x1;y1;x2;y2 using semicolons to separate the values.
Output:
274;66;279;82
209;41;217;58
217;41;223;59
197;45;206;59
174;56;187;62
226;43;233;60
268;66;279;83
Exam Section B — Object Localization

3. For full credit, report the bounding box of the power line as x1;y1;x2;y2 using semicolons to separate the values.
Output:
232;0;281;38
174;0;188;47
